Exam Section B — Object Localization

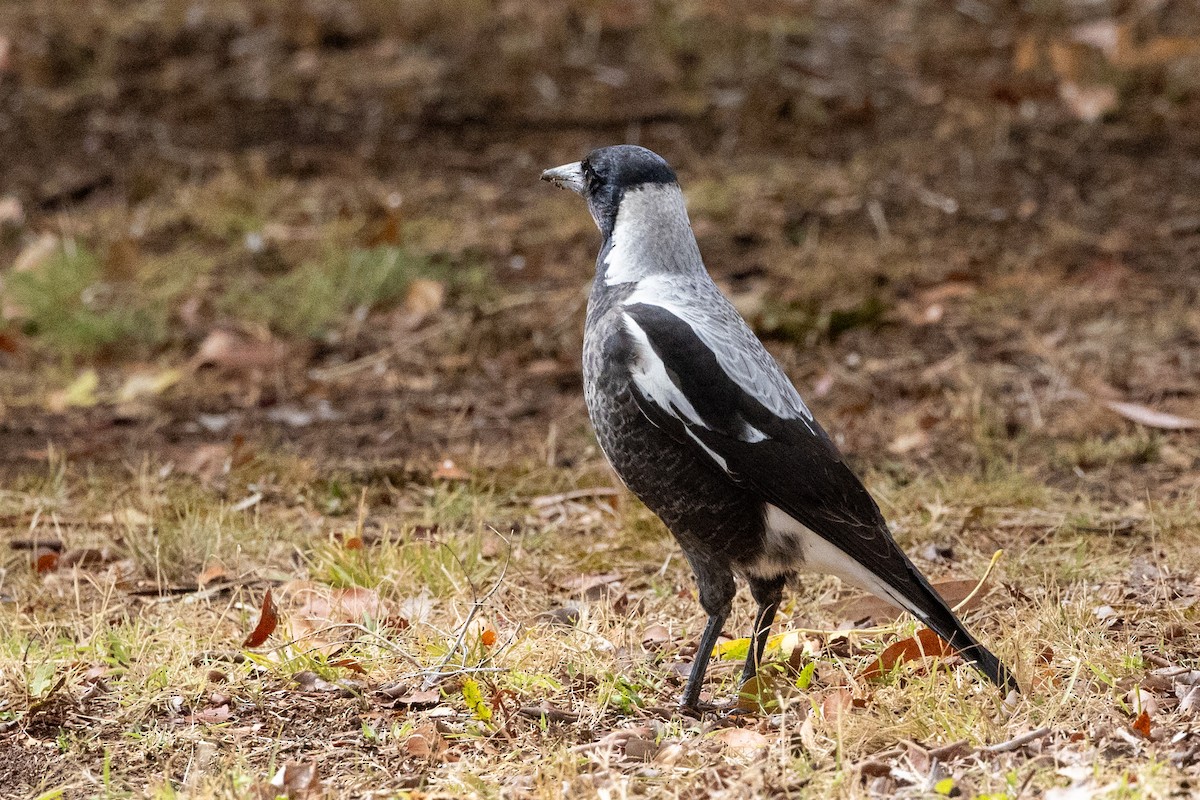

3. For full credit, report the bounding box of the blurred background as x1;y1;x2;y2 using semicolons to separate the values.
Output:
0;0;1198;488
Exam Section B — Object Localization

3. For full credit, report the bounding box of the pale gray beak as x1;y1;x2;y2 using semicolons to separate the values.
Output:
540;161;585;194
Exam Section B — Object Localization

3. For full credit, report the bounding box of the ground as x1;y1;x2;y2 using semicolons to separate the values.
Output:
2;1;1200;798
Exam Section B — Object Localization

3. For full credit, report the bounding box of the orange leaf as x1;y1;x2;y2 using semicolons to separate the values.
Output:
196;561;228;588
481;628;497;647
242;589;279;648
34;547;60;574
1131;710;1152;739
861;628;956;680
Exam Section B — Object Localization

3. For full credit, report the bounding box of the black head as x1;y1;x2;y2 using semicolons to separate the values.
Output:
541;145;677;236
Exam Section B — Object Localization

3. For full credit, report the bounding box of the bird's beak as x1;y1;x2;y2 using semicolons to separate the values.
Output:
540;162;585;194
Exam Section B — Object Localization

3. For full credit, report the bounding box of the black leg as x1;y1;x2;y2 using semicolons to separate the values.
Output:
680;563;735;710
740;576;786;687
681;610;728;709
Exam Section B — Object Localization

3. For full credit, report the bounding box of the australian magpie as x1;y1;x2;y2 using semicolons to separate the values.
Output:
542;144;1017;708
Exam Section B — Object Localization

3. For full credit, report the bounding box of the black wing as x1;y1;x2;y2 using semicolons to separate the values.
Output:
623;301;1017;691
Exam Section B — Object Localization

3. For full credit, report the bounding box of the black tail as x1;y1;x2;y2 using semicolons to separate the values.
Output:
894;566;1020;694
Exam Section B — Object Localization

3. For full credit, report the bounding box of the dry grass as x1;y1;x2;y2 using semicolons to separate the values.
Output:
2;439;1198;798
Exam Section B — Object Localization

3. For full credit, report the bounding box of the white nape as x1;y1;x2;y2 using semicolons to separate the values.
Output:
603;184;701;286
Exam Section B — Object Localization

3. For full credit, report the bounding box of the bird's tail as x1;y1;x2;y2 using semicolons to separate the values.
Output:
892;565;1019;694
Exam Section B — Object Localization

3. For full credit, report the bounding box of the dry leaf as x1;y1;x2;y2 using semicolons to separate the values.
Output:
34;548;60;574
117;369;182;403
861;628;956;680
196;561;228;588
1131;709;1152;739
271;760;319;799
641;624;672;648
404;278;446;318
193;330;289;372
821;688;855;724
710;727;770;753
431;459;468;481
242;589;278;648
1103;400;1199;430
1058;82;1118;123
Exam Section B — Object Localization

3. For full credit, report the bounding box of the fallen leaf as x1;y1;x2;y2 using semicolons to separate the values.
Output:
710;727;770;753
861;628;956;680
641;624;672;648
34;548;59;574
887;430;929;455
196;561;228;588
377;684;440;707
431;458;468;481
191;704;232;724
117;368;182;403
1104;400;1199;430
46;369;99;412
177;443;232;483
1059;82;1118;122
242;589;278;648
271;760;319;799
404;278;446;318
193;330;289;372
1131;709;1152;739
821;688;856;723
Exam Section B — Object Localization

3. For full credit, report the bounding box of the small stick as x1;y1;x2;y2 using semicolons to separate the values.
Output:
952;549;1004;613
981;727;1052;754
517;705;580;723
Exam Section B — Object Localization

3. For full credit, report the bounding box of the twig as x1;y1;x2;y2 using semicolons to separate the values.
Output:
422;530;511;688
981;727;1052;754
952;550;1004;613
517;705;580;723
530;487;620;508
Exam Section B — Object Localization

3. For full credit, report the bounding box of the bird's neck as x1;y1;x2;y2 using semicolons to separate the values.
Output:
595;183;705;289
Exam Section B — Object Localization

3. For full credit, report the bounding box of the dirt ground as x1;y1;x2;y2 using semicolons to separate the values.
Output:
2;2;1200;798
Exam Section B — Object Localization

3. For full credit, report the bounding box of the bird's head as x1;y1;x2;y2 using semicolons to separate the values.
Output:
541;145;678;237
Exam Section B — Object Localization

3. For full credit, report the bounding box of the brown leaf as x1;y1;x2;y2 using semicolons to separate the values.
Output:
378;685;440;707
274;760;319;799
191;704;232;724
196;561;228;588
821;688;856;724
431;459;468;481
1103;400;1200;430
1059;82;1117;122
34;548;60;574
404;278;447;318
641;624;672;648
1131;709;1152;739
193;330;289;372
711;727;770;753
242;589;278;648
860;628;956;680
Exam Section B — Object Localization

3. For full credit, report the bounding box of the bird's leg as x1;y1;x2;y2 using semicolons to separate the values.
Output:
680;566;735;711
740;576;786;687
681;609;728;710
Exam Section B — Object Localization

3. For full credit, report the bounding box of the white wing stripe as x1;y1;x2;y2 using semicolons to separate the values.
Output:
623;276;813;424
623;314;704;427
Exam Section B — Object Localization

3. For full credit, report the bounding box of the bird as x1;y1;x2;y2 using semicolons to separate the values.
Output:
541;144;1018;709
